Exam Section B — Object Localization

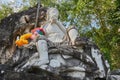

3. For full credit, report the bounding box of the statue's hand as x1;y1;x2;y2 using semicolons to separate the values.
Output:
50;18;57;24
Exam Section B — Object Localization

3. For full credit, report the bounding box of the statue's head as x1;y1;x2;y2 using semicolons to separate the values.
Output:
47;8;59;21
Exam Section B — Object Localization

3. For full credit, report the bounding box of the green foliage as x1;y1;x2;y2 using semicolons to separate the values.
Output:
0;4;13;22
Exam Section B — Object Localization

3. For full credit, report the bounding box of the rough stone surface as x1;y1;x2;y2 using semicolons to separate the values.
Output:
107;69;120;80
0;6;119;80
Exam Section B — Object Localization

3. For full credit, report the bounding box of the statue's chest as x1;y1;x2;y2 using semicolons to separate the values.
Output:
45;24;63;34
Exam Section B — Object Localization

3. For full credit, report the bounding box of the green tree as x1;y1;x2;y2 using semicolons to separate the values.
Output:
0;4;13;22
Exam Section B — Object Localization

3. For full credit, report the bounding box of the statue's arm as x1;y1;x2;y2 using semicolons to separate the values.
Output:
55;21;67;34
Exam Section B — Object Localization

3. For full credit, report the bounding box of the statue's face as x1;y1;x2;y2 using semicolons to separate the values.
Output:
47;8;59;20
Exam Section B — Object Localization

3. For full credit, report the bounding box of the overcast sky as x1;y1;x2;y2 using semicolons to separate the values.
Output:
0;0;15;4
0;0;24;12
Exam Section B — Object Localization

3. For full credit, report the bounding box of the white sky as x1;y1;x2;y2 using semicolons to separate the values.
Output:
7;0;15;3
0;0;23;12
0;0;15;4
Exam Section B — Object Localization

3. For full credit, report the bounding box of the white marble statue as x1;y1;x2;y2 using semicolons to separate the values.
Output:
42;7;78;45
42;8;67;43
21;7;79;68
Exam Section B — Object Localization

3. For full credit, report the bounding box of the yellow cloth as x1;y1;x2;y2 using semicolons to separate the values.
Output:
15;33;32;47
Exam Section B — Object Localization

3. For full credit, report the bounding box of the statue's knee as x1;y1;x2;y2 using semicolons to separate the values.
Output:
67;26;78;45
